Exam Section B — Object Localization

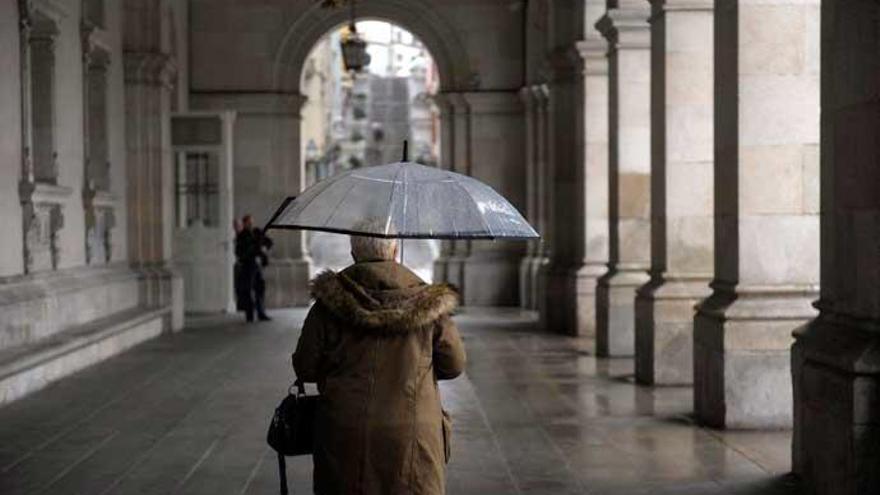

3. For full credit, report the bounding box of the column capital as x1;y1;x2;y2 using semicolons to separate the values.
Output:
546;45;584;83
430;93;455;118
648;0;713;13
518;86;535;107
20;0;68;26
576;37;609;76
124;51;177;88
447;91;522;115
81;24;112;68
596;8;651;49
530;84;550;106
436;91;470;113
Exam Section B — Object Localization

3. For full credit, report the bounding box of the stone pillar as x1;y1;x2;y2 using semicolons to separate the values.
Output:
576;33;610;339
262;94;312;308
792;3;880;492
544;47;590;335
595;6;652;356
432;93;454;285
518;87;539;310
530;86;551;314
634;0;713;386
461;92;528;306
433;91;527;306
694;0;819;428
123;0;184;331
433;92;469;294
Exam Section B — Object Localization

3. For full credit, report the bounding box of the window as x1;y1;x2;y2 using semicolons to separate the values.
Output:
29;14;59;184
175;152;220;228
84;47;110;191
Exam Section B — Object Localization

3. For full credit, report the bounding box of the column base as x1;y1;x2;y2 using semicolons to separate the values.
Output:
792;314;880;495
635;275;711;385
596;267;650;357
462;250;524;306
694;285;816;429
133;262;184;332
544;263;604;336
576;263;605;339
519;253;536;310
433;254;449;285
263;257;313;308
530;255;550;313
440;254;466;292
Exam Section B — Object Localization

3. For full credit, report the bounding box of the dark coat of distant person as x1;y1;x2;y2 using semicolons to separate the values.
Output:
292;260;466;495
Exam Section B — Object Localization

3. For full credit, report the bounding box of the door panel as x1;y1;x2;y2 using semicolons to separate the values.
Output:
171;112;236;313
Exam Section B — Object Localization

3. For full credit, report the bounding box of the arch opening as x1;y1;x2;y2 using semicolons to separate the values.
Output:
299;19;443;281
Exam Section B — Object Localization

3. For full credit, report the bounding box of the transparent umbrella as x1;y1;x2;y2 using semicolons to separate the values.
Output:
264;161;539;241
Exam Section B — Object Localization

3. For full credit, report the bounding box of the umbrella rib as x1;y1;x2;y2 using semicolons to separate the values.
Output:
453;178;493;239
322;179;362;230
383;164;406;236
287;175;340;220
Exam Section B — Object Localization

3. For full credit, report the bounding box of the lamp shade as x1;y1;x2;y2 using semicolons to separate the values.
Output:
341;27;371;73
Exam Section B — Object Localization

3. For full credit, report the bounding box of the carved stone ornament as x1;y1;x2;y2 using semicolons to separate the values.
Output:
84;186;116;265
20;180;71;273
123;52;177;88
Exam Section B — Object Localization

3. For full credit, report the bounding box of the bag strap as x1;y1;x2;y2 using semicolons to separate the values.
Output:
292;379;306;396
277;452;289;495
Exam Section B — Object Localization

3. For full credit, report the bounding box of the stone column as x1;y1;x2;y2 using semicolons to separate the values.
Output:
694;0;819;428
544;47;591;335
123;0;184;330
634;0;713;386
123;51;184;330
434;91;527;306
792;3;880;492
530;86;551;313
433;92;469;294
595;6;652;356
431;93;454;284
518;87;539;310
262;94;312;308
576;32;610;339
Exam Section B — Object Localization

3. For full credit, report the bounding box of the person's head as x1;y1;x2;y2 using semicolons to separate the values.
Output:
242;214;254;230
350;220;399;263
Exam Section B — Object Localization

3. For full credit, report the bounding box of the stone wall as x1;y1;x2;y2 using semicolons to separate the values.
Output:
0;0;189;406
0;0;24;277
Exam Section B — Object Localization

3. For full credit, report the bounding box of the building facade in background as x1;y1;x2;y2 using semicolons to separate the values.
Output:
302;20;440;186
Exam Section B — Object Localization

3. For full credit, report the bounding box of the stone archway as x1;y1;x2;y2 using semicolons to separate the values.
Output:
190;0;529;307
271;0;475;95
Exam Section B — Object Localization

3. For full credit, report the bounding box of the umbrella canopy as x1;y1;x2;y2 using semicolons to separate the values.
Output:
265;162;539;240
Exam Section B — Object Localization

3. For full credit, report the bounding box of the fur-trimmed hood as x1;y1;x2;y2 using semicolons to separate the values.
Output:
310;261;459;334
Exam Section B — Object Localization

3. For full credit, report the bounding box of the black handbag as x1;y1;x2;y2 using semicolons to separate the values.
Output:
267;380;319;495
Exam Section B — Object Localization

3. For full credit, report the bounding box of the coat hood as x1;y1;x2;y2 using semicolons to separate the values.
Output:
310;261;459;334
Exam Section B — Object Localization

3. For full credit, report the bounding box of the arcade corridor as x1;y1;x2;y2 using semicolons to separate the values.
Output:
0;310;795;495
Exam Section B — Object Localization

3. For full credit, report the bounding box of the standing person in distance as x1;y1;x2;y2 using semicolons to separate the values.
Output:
234;214;273;322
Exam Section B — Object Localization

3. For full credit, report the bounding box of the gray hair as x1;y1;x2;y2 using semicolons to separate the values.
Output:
350;219;398;262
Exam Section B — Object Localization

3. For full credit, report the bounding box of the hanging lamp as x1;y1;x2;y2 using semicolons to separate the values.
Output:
339;1;371;73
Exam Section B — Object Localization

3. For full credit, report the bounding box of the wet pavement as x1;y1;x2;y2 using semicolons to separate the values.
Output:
0;308;798;494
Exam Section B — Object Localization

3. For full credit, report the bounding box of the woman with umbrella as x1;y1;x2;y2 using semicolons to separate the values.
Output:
268;150;537;494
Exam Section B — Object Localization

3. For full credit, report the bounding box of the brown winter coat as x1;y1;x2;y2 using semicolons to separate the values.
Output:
292;261;466;495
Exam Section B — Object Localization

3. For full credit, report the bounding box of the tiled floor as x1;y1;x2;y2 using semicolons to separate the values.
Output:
0;308;799;494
